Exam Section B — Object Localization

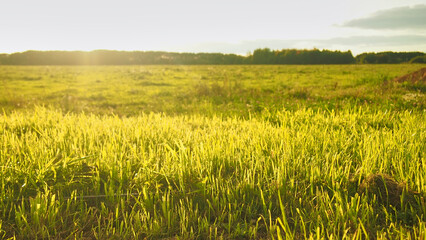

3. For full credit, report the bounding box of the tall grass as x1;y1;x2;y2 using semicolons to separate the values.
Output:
1;106;424;239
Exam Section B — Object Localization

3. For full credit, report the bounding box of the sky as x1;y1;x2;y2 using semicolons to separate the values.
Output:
1;0;425;55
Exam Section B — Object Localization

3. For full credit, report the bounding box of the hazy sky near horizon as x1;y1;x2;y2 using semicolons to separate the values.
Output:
1;0;426;55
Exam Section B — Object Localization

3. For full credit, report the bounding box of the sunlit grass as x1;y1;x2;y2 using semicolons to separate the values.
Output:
0;106;425;239
0;64;425;238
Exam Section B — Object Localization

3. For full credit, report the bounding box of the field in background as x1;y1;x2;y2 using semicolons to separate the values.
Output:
1;64;425;116
0;65;425;239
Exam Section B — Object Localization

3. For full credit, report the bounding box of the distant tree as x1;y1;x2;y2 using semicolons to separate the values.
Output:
250;48;354;64
4;49;425;65
409;55;426;63
252;48;274;64
0;54;8;64
355;51;425;64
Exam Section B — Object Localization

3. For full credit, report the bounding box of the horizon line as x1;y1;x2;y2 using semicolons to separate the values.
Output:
1;48;425;57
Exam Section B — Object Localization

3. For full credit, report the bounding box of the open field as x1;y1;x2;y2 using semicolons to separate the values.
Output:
0;65;425;239
1;65;425;116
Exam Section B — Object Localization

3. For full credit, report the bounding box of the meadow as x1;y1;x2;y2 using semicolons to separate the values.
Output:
1;65;425;116
0;65;425;239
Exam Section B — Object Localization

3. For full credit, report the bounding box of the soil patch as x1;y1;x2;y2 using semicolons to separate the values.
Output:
357;174;421;208
392;67;426;84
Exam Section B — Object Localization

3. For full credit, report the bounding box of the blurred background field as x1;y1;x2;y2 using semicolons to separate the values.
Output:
1;64;425;116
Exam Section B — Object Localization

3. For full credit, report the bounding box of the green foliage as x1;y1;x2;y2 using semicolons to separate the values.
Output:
0;49;356;65
356;51;425;64
409;55;426;64
2;50;425;65
0;50;247;65
268;48;354;64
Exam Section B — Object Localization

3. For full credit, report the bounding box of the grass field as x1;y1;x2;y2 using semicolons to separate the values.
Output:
0;65;425;239
1;65;425;116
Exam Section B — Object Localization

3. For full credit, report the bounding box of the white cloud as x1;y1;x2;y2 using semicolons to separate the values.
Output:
341;5;426;30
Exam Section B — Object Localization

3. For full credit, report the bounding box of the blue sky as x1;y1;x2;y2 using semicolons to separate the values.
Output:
1;0;425;55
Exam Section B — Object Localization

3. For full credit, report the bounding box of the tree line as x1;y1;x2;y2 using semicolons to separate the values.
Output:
355;51;425;64
250;48;355;64
0;49;424;65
